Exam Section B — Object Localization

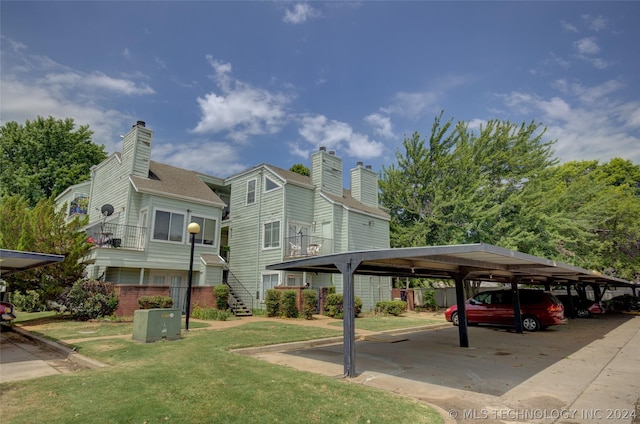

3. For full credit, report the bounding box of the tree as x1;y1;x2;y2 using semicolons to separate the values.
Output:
289;163;310;176
379;113;557;249
0;195;90;300
0;116;107;207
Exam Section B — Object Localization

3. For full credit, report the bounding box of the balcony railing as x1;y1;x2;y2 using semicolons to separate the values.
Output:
284;235;332;259
86;222;147;251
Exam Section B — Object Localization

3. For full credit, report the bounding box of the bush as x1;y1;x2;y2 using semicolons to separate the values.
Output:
137;295;174;309
11;290;47;312
422;290;439;311
214;284;230;310
265;289;281;317
58;280;118;321
324;293;362;319
375;300;408;316
302;289;317;320
280;290;299;318
191;305;231;321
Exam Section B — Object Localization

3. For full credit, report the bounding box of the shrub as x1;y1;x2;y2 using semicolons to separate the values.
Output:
11;290;47;312
280;290;299;318
265;289;281;317
214;284;230;310
375;300;408;316
58;280;118;321
191;305;231;321
137;295;174;309
422;290;439;311
324;293;362;319
302;289;317;320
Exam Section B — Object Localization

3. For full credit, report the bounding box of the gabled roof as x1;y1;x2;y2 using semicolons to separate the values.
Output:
323;189;390;220
130;161;226;207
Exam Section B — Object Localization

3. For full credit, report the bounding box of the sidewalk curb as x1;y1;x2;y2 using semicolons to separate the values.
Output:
9;324;109;370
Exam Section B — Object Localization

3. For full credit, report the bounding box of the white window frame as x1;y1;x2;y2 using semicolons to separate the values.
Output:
260;272;280;301
264;175;281;193
190;215;218;247
151;208;186;243
263;220;281;249
247;179;257;205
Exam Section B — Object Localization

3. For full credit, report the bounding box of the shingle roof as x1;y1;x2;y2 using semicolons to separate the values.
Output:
130;161;225;206
267;165;389;219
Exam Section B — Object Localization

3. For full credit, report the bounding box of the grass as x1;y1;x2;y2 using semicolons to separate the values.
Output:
328;314;445;332
1;315;444;424
13;312;210;341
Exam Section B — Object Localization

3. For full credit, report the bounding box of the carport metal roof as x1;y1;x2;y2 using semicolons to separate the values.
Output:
267;243;638;377
267;243;634;287
0;249;65;277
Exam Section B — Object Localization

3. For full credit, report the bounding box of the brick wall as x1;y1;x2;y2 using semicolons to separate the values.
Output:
114;285;216;317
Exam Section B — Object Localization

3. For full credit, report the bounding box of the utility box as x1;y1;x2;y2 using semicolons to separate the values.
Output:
132;309;181;343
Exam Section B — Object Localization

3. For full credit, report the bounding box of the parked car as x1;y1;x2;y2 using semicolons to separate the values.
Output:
556;295;604;318
444;289;566;332
603;294;640;313
0;301;16;322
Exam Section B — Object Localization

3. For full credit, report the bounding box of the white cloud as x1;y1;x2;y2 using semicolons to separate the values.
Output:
574;37;600;55
123;48;131;59
501;80;640;164
152;140;246;178
191;55;293;141
298;114;384;159
582;14;607;32
561;21;578;33
364;113;393;139
283;3;321;24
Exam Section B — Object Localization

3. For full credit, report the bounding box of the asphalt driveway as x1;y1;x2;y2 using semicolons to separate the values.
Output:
245;314;640;424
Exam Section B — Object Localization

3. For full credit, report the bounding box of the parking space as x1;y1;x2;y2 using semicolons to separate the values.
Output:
248;314;640;423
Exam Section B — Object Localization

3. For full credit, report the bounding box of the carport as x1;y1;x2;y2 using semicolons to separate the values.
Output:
267;243;638;377
0;249;65;277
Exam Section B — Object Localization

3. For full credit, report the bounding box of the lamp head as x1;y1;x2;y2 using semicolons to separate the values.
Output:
187;222;201;234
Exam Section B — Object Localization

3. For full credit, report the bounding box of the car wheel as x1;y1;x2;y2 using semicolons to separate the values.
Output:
522;315;541;332
451;311;459;326
576;308;590;318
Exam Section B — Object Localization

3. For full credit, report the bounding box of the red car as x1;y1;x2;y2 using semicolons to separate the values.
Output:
444;289;567;332
0;301;16;323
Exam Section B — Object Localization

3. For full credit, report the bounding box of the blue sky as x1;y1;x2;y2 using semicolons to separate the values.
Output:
1;1;639;183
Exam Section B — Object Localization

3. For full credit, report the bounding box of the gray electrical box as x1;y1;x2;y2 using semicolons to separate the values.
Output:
132;309;182;343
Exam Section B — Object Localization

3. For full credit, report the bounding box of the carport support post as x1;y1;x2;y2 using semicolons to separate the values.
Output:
511;281;523;333
452;272;469;348
336;258;361;378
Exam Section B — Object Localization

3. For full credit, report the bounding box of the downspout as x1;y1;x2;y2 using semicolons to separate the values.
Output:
256;170;263;301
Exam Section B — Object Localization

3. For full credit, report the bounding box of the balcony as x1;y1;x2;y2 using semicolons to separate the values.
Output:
284;235;332;259
86;222;147;251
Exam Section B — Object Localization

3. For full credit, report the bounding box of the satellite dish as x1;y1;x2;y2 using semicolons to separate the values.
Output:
101;204;114;217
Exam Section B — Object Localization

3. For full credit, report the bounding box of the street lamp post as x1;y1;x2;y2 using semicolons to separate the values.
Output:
185;222;200;331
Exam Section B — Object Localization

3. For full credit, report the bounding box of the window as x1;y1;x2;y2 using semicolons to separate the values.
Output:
153;210;185;242
263;221;280;248
190;216;217;246
247;179;256;204
265;176;280;192
261;273;279;301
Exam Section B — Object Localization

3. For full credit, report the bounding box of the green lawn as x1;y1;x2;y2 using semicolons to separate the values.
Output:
1;316;444;424
328;314;445;332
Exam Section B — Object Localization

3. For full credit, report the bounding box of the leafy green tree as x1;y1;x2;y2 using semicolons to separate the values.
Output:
0;116;107;207
289;163;310;176
0;195;90;300
379;113;557;249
